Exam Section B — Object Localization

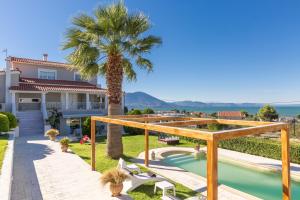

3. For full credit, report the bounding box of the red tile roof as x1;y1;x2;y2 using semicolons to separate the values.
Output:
10;77;105;93
9;56;71;68
217;111;244;118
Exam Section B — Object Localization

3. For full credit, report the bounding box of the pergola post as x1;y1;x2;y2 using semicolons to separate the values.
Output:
207;138;218;200
91;118;96;171
281;127;291;200
145;129;149;167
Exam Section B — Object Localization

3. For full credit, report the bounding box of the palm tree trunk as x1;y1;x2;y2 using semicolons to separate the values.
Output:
106;53;123;159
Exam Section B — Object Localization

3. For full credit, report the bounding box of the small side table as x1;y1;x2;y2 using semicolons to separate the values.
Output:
154;181;176;197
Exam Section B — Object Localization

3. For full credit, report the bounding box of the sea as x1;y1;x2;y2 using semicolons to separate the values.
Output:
158;105;300;117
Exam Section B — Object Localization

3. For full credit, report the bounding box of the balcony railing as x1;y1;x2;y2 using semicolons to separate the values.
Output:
46;102;62;110
46;102;105;111
91;102;105;110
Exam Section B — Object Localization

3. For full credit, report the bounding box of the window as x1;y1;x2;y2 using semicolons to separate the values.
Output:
19;98;41;103
74;72;83;81
38;69;57;80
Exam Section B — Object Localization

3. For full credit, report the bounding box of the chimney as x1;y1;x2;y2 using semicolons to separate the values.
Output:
43;53;48;61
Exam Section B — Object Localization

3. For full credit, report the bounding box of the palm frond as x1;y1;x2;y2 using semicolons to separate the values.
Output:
136;56;153;72
123;58;136;81
125;13;150;37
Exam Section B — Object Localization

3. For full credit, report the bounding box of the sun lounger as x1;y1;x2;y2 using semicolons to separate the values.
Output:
163;195;206;200
123;170;166;192
117;158;141;173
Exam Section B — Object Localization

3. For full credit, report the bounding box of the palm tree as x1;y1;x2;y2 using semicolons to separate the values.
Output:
62;2;161;158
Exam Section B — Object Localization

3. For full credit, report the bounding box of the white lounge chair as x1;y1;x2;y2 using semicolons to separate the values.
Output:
162;195;206;200
123;171;166;192
117;158;141;173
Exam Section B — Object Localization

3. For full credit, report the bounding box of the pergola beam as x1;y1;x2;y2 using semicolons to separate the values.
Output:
154;119;217;126
92;116;213;140
213;123;287;140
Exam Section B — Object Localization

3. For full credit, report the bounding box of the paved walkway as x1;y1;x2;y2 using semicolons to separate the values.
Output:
11;134;131;200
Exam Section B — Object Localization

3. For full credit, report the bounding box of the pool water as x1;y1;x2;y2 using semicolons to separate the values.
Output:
163;153;300;200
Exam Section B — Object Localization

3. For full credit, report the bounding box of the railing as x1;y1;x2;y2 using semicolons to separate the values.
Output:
46;102;62;110
70;102;86;110
46;101;106;111
90;102;105;110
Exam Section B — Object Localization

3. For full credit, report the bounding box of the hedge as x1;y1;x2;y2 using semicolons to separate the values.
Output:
219;137;300;164
0;112;17;129
180;136;300;164
0;114;9;132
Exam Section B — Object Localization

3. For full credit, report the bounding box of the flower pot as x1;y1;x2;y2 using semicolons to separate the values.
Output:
49;135;56;141
61;144;69;152
109;183;123;197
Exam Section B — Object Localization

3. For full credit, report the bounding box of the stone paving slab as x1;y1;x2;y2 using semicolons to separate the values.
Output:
11;134;132;200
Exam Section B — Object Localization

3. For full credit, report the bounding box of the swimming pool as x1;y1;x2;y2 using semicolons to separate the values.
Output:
163;153;300;200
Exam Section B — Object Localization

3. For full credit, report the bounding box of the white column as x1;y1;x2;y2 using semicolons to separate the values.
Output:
65;92;69;110
11;92;16;115
60;93;65;110
86;93;90;110
104;95;108;110
41;93;48;119
5;58;12;111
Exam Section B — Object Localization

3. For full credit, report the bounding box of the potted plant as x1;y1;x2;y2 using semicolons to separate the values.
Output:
100;168;129;197
60;137;70;152
45;129;59;141
194;141;200;151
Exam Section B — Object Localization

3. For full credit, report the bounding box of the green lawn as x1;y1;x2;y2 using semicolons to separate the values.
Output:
70;135;198;200
0;134;8;173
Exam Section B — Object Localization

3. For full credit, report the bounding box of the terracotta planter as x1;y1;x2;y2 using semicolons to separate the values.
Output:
109;183;123;197
61;144;69;152
49;135;56;141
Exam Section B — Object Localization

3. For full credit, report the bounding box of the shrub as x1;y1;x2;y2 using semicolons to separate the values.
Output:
207;123;224;131
47;108;62;129
100;168;129;185
0;114;9;132
45;129;60;137
219;137;300;164
124;126;143;135
143;108;155;114
60;137;70;146
0;112;17;129
127;109;142;115
82;117;91;137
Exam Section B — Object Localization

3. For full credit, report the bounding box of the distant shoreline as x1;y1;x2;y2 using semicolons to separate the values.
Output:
126;105;300;117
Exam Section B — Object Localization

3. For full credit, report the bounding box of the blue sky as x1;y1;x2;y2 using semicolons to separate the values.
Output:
1;0;300;103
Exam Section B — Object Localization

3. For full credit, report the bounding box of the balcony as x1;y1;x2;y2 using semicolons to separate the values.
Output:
46;102;105;110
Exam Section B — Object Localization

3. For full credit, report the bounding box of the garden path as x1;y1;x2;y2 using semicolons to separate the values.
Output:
11;134;131;200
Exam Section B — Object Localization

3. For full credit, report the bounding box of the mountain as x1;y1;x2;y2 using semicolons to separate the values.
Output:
125;91;262;110
171;101;206;107
125;92;172;109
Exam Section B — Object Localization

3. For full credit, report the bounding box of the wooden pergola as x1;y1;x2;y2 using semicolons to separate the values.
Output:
90;115;291;200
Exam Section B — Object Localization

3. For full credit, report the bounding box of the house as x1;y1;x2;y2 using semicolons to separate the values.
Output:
0;54;124;135
217;111;245;120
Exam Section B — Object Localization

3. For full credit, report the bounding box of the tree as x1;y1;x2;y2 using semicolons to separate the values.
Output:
240;110;249;119
257;104;279;122
62;2;161;158
124;106;128;114
127;109;142;115
143;108;155;114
